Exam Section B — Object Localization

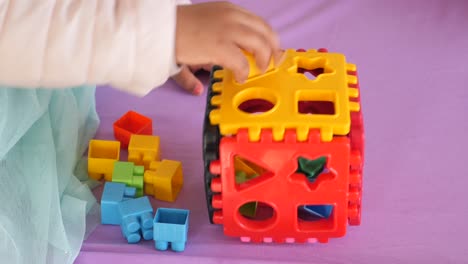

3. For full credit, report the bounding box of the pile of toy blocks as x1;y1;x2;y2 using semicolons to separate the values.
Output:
101;182;189;251
88;110;184;202
87;110;189;252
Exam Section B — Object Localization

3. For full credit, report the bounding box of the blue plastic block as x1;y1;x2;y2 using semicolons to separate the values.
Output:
303;205;333;219
101;182;136;225
119;196;154;243
153;208;190;252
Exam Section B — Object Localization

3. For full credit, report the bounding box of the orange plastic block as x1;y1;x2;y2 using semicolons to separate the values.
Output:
114;111;153;148
144;160;183;202
209;49;360;142
128;135;160;170
88;140;120;181
210;129;351;243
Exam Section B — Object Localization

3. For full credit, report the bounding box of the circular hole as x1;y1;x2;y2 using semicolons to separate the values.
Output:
239;201;274;221
238;99;274;114
234;87;278;115
236;201;277;231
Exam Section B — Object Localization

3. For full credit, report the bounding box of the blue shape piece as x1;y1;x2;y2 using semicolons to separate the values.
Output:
153;208;190;252
101;182;136;225
303;205;333;219
119;196;154;244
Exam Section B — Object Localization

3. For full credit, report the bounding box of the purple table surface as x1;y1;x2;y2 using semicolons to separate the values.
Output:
76;0;468;263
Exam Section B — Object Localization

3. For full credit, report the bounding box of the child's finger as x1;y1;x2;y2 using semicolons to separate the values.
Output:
217;45;249;83
172;66;204;95
232;26;272;72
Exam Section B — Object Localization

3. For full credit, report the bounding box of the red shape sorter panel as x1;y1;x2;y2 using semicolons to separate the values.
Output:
209;128;351;243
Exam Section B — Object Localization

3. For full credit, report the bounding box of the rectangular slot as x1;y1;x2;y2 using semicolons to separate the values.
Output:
296;90;336;115
297;204;335;231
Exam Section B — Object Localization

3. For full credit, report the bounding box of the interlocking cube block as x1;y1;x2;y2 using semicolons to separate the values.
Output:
114;111;153;148
128;135;160;170
101;182;136;225
119;196;154;244
153;208;190;252
144;160;183;202
88;139;120;181
112;161;144;197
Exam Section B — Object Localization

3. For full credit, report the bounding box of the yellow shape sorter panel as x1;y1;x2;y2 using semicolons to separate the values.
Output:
209;49;360;142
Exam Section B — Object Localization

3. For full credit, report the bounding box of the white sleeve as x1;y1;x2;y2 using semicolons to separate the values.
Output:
0;0;190;97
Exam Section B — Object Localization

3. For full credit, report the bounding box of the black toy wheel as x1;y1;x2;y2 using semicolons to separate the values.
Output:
202;66;222;224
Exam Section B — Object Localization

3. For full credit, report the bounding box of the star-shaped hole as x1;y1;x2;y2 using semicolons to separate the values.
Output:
288;57;334;80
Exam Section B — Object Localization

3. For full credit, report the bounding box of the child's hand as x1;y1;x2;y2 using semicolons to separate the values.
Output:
173;1;281;95
172;64;212;95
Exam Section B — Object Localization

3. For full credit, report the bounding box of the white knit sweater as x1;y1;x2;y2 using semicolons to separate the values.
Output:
0;0;190;96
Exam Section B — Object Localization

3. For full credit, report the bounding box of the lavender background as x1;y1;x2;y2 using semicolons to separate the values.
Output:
76;1;468;263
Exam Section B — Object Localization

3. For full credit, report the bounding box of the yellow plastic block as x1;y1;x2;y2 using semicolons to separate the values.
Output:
234;156;265;176
144;160;183;202
209;49;360;142
88;140;120;181
243;51;276;79
128;135;160;170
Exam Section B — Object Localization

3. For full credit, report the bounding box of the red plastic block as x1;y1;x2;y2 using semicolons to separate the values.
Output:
114;111;153;148
212;129;351;243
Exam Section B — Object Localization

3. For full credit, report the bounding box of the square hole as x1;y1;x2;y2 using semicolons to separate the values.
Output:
296;90;336;115
297;204;335;231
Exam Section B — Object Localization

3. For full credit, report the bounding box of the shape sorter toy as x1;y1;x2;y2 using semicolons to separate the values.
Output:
202;48;364;243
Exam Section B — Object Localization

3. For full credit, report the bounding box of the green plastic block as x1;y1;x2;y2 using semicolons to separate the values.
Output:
112;161;144;196
235;171;248;184
296;156;327;182
239;202;258;218
235;171;259;218
235;171;260;184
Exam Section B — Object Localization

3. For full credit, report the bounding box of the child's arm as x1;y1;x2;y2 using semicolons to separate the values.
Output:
0;0;189;96
0;1;280;97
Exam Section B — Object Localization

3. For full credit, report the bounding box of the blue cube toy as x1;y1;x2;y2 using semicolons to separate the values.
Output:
119;196;154;243
101;182;136;225
153;208;190;252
